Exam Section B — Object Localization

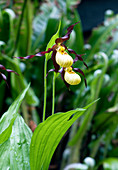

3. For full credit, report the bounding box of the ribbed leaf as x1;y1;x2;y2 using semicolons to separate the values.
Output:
30;100;98;170
0;117;16;145
0;114;32;169
0;84;30;144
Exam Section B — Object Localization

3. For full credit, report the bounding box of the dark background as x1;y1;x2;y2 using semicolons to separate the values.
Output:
78;0;118;32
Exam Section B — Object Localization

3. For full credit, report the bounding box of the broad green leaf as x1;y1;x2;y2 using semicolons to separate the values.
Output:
0;84;30;144
102;158;118;170
30;100;98;170
46;20;61;61
0;114;32;170
0;117;16;145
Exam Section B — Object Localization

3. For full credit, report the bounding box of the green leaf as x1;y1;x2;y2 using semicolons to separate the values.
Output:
87;15;118;59
1;53;39;106
0;9;15;44
45;20;61;61
0;117;16;145
102;158;118;170
0;10;10;43
11;72;39;106
72;10;84;53
30;100;98;170
45;18;60;44
0;114;32;169
66;0;81;7
31;2;61;52
0;84;30;144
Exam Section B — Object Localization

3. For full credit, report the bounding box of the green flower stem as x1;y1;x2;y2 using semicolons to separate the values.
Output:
52;72;56;115
43;58;47;122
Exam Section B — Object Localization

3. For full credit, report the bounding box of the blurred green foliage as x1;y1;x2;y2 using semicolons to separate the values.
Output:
0;0;118;169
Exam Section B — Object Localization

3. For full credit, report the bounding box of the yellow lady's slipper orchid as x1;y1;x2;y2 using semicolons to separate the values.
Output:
64;67;81;85
56;46;73;67
17;22;88;88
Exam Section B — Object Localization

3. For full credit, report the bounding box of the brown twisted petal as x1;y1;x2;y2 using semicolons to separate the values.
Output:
6;69;19;75
0;64;19;75
16;48;53;59
73;68;87;87
0;72;8;86
51;50;60;73
0;73;7;81
46;69;55;78
59;68;70;88
67;49;88;69
73;68;85;77
55;22;80;44
0;64;19;86
0;64;6;70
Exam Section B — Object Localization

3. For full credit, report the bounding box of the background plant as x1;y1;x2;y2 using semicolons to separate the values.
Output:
0;0;118;170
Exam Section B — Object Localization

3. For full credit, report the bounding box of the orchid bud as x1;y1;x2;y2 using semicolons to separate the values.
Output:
64;67;81;85
56;46;73;67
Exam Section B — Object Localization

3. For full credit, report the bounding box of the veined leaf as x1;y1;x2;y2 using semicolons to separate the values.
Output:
0;117;16;145
0;84;30;144
0;114;32;169
30;100;98;170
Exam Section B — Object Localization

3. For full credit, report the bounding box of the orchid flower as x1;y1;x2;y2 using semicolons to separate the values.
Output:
17;22;88;88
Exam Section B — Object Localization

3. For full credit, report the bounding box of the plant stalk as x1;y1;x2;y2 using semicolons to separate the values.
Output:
52;72;56;115
43;58;47;121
